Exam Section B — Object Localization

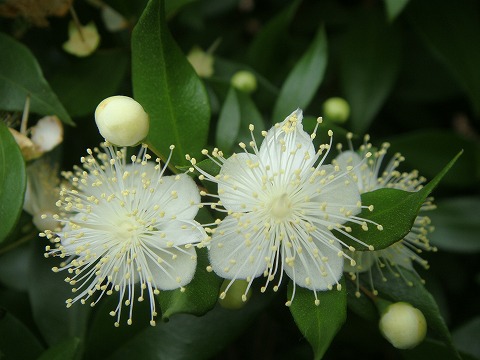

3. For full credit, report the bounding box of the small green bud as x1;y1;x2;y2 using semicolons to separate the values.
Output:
95;96;149;147
322;97;350;123
219;280;251;309
231;71;257;94
379;302;427;349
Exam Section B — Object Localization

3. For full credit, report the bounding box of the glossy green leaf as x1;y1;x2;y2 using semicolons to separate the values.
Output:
388;130;480;188
371;268;460;359
38;337;81;360
49;50;129;118
384;0;410;22
27;239;90;346
0;307;44;359
452;317;480;359
408;0;480;115
0;33;73;125
132;0;210;167
272;26;328;121
345;279;378;322
159;248;223;320
288;278;347;360
246;0;301;75
429;197;480;253
0;121;26;244
339;9;401;134
340;151;462;250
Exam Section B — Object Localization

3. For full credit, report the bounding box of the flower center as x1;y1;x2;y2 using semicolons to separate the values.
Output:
269;193;292;220
116;218;142;242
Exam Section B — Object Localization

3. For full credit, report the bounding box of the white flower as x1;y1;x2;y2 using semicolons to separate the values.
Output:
44;143;207;326
23;157;61;231
335;135;436;296
188;110;380;305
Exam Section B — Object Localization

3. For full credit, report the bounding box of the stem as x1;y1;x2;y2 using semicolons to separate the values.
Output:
20;96;30;135
69;6;86;42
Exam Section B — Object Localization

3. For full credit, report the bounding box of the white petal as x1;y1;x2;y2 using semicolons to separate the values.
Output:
147;246;197;290
311;164;361;224
30;116;63;153
218;152;263;212
155;174;201;220
160;220;207;247
283;232;344;290
208;215;269;280
334;150;365;192
258;109;315;179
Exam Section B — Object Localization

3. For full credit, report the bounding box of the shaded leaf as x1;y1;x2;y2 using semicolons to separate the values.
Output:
272;26;328;121
0;121;26;243
340;151;462;250
401;338;477;360
38;337;81;360
384;0;410;22
452;316;480;359
132;0;210;167
0;307;44;359
288;278;347;360
339;9;401;134
0;33;73;125
159;248;223;320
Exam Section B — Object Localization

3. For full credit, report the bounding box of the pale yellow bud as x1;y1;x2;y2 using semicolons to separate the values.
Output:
379;302;427;349
322;97;350;123
95;96;149;146
231;71;257;94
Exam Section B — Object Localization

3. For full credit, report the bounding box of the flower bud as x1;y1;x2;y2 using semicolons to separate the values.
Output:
95;96;149;146
219;280;252;310
63;21;100;57
231;70;257;94
187;46;214;78
322;97;350;123
379;302;427;349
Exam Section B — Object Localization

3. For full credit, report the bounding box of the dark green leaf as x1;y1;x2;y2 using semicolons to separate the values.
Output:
0;33;73;125
272;26;328;121
27;239;90;346
339;9;401;134
408;0;480;115
0;307;44;359
38;337;81;360
216;87;241;151
345;278;378;322
401;338;477;360
371;268;460;359
429;197;480;253
384;0;410;22
159;248;223;320
388;130;480;188
452;317;480;359
132;0;210;167
246;0;301;75
288;278;347;360
49;50;129;118
340;151;462;250
0;121;26;243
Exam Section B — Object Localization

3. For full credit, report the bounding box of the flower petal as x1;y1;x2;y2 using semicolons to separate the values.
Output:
208;215;269;280
160;219;207;247
283;231;344;290
334;150;366;192
218;152;263;212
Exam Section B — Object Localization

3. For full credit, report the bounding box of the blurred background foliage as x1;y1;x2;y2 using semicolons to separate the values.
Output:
0;0;479;359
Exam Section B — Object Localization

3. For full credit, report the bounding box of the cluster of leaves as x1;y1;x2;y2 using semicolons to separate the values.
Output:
0;0;479;359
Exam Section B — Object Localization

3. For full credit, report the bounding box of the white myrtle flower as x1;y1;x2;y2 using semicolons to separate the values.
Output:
188;109;381;305
43;143;207;326
334;135;436;297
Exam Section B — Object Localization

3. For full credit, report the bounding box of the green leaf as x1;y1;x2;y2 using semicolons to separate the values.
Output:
429;197;480;253
27;239;90;346
388;130;480;188
38;337;81;360
288;279;347;360
401;338;477;360
341;151;462;250
0;33;73;125
370;268;460;359
272;26;328;121
452;316;480;359
339;9;401;134
407;0;480;115
159;248;223;320
384;0;410;22
0;121;26;244
132;0;210;167
49;50;129;118
246;0;301;75
0;307;44;359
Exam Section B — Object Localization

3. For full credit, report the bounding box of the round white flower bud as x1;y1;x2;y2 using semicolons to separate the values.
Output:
95;96;149;146
379;302;427;349
322;97;350;123
231;70;257;94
